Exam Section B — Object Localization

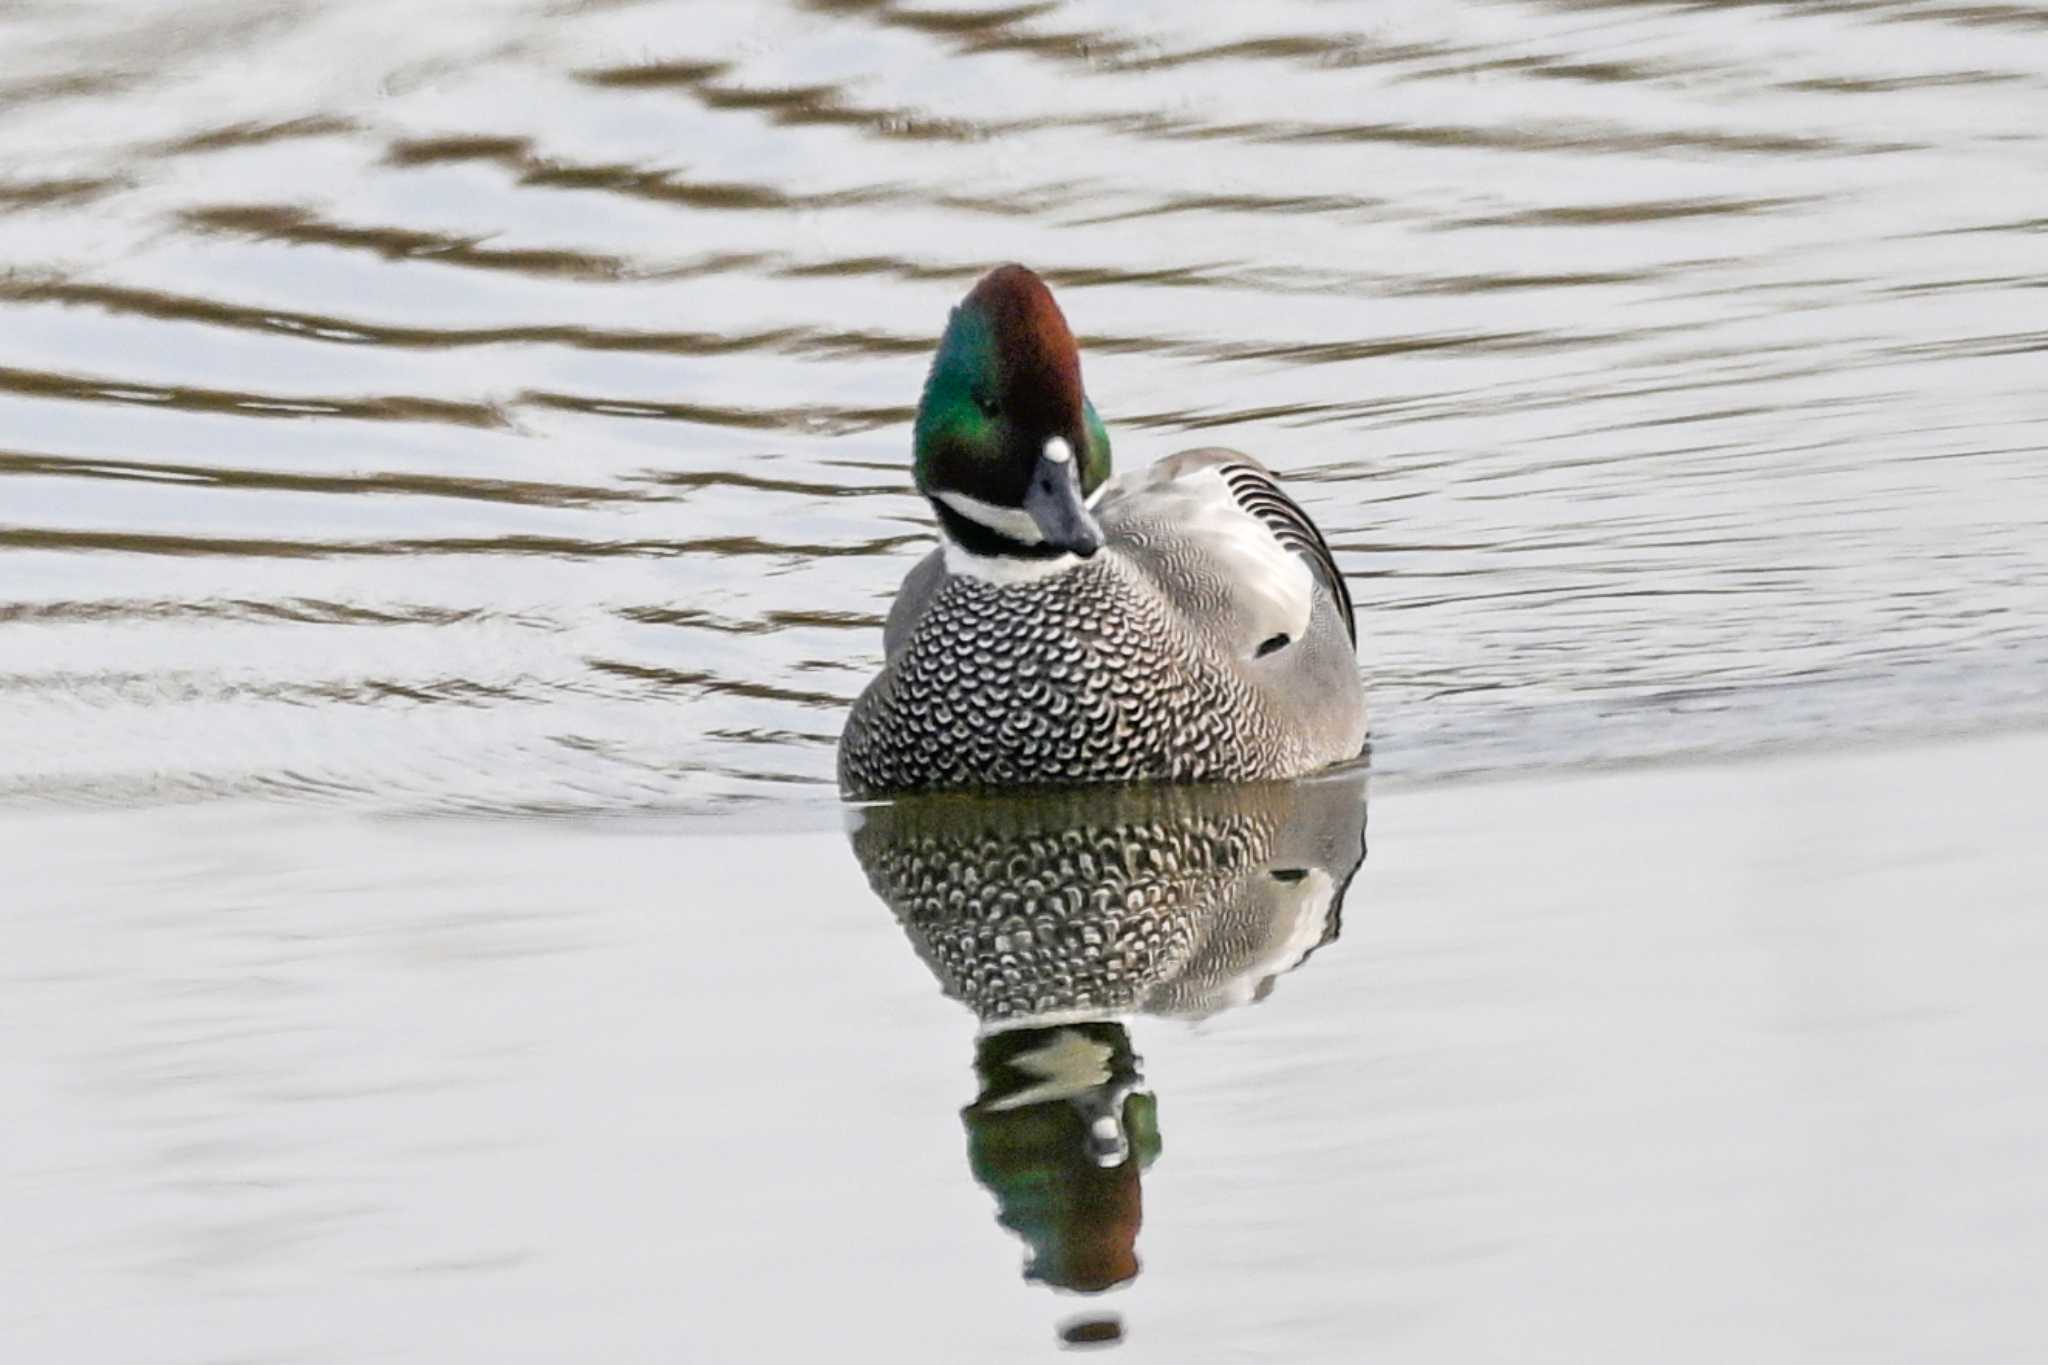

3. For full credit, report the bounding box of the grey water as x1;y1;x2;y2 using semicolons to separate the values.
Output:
4;1;2047;1360
2;0;2044;812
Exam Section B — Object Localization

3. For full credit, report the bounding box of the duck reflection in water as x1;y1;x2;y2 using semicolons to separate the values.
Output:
849;769;1368;1298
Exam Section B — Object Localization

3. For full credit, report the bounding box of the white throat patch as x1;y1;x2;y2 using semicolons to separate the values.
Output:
931;487;1087;584
932;489;1043;544
941;538;1085;585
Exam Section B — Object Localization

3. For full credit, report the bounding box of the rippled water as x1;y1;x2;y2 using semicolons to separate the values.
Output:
3;0;2044;815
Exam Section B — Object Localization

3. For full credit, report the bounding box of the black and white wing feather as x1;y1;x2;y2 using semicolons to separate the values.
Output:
1217;461;1356;646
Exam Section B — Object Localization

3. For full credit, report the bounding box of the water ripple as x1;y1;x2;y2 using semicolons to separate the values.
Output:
180;204;635;280
0;0;2041;816
0;364;507;426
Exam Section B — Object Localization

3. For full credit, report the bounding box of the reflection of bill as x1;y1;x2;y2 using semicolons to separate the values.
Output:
850;770;1369;1298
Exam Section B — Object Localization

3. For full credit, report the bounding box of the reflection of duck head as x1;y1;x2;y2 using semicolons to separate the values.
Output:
965;1021;1159;1293
850;771;1368;1294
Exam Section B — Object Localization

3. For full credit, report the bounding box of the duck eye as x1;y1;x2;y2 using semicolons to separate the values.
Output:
974;392;1001;419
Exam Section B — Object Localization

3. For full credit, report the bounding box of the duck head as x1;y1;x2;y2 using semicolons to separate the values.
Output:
914;265;1114;564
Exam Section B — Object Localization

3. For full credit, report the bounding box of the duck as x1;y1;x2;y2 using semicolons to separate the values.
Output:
838;264;1365;797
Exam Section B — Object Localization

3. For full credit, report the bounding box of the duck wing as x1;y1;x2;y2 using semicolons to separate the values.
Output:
880;547;948;662
1214;458;1356;647
1096;447;1355;657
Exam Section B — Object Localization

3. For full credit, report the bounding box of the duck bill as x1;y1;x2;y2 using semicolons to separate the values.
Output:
1023;441;1104;557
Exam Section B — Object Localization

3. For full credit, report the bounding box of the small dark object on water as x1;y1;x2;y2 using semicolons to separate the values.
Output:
1059;1313;1124;1348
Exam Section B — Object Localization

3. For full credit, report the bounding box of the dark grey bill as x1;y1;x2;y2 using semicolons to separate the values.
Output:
1022;449;1104;557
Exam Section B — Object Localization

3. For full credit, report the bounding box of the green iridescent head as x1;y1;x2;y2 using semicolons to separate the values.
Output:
913;265;1113;560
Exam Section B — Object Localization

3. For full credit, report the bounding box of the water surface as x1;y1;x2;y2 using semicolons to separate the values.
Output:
2;0;2044;814
8;735;2045;1361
